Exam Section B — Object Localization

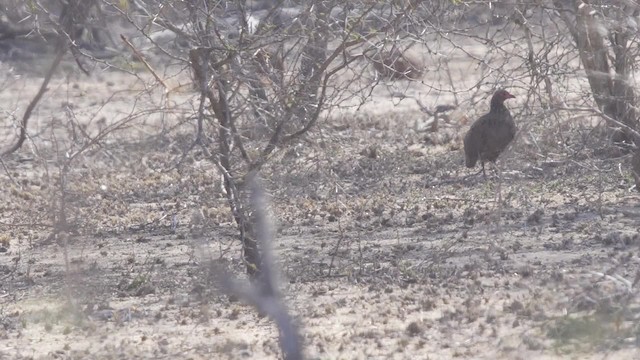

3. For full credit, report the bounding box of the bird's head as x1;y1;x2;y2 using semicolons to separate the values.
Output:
491;89;515;109
494;89;515;102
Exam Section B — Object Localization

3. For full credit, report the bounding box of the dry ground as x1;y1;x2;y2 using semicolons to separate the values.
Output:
0;50;640;360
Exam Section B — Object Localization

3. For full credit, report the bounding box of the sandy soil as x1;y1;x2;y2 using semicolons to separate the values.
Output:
0;39;639;360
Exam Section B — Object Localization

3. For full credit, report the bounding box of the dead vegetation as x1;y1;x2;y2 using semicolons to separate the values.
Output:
0;1;640;359
368;46;425;81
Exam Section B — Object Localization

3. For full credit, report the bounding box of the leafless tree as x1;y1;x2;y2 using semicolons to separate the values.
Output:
119;0;424;275
554;0;640;145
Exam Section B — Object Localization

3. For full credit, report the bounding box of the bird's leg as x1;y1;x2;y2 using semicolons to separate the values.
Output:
481;162;507;258
494;162;503;205
481;161;486;178
492;162;503;233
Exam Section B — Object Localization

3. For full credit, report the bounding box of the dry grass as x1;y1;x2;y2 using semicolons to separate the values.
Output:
0;26;639;359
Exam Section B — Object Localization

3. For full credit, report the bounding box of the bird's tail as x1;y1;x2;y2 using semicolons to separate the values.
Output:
463;130;479;168
464;149;477;168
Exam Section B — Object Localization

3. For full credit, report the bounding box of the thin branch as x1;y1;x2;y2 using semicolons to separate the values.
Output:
556;106;640;144
0;46;65;156
120;34;169;91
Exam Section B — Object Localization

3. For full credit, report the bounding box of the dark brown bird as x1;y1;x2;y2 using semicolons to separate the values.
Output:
464;89;516;175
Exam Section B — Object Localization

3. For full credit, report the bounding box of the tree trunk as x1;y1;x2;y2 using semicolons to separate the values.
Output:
189;48;262;276
571;2;637;144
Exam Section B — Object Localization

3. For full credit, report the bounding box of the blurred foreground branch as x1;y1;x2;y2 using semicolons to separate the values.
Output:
220;174;302;360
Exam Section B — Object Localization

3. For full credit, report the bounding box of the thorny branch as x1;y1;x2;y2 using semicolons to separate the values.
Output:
0;0;98;156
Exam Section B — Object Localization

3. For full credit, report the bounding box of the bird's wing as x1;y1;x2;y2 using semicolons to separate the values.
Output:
467;114;491;143
464;113;491;166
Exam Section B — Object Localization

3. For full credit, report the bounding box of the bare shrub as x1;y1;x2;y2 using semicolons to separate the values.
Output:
128;0;424;276
368;46;424;80
3;1;640;357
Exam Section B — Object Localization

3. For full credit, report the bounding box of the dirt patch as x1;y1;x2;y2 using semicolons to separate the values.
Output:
1;46;640;360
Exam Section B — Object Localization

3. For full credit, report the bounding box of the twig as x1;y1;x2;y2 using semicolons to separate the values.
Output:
0;47;64;156
327;218;346;277
0;156;21;188
555;106;640;145
120;34;169;91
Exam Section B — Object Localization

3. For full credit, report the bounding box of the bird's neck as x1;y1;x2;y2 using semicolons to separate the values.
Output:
490;101;507;112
